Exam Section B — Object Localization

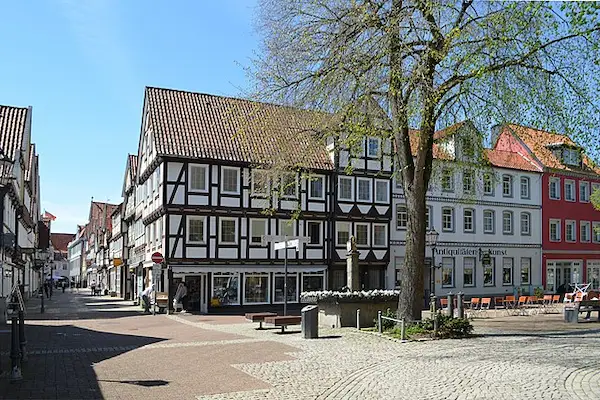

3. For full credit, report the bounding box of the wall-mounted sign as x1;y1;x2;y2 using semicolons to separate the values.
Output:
113;258;123;267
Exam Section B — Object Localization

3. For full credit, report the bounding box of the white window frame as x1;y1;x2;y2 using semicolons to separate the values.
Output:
243;273;270;305
441;257;455;288
520;176;530;199
355;223;370;246
502;257;514;286
483;173;494;196
187;216;206;244
579;181;590;203
336;222;351;246
189;165;208;192
396;205;408;230
565;220;576;243
463;257;475;287
221;167;240;195
308;176;325;200
483;210;495;234
373;224;387;247
279;219;295;237
250;219;267;245
442;207;454;232
280;172;298;199
375;179;389;203
502;211;513;235
592;183;600;197
356;178;372;202
580;221;591;243
593;222;600;243
520;212;531;236
550;219;561;242
463;170;474;194
549;177;561;200
463;208;475;233
306;221;323;245
565;179;575;202
367;137;380;157
219;217;238;245
301;271;326;292
251;170;270;196
502;174;513;197
520;258;531;285
441;169;454;192
338;176;354;201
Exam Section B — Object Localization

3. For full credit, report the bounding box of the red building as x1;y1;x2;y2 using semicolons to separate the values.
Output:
494;124;600;292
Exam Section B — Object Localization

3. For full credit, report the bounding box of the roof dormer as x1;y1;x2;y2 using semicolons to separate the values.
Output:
546;143;582;167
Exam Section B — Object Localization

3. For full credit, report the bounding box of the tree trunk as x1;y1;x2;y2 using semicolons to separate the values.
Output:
397;183;427;321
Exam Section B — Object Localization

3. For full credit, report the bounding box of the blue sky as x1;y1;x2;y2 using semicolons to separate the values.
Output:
0;0;258;233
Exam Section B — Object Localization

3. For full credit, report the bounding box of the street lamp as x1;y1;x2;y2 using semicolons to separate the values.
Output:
426;228;440;298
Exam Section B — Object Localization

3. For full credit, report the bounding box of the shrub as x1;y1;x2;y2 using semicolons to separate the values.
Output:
301;289;400;304
375;308;398;331
534;287;544;298
384;314;474;339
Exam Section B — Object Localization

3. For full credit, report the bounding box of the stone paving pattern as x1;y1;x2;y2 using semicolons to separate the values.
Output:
0;291;599;399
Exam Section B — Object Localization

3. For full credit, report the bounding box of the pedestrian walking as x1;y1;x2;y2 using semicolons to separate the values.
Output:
140;283;155;313
90;281;96;296
44;281;49;299
173;281;187;312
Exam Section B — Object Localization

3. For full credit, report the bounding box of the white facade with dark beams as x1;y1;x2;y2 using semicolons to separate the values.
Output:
328;134;393;291
134;87;347;312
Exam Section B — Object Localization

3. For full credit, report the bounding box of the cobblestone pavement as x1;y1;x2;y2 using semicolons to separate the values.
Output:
1;291;599;399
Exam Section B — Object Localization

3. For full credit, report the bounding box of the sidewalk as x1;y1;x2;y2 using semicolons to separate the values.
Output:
0;290;151;399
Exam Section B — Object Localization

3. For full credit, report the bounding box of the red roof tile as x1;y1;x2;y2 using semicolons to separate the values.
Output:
500;124;600;174
145;87;334;170
483;149;542;172
51;233;76;252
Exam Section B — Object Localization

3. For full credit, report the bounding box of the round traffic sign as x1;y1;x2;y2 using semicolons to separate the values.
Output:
151;252;164;264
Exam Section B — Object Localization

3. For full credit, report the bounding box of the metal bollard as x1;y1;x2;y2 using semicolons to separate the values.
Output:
356;309;360;330
400;318;406;341
447;293;455;317
456;292;464;319
433;311;439;337
10;316;22;381
377;310;382;334
430;294;437;315
18;309;27;362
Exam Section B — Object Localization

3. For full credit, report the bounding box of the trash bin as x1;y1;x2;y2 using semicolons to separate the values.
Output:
301;305;319;339
564;307;578;323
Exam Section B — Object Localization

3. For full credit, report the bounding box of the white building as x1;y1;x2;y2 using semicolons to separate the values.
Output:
389;123;543;302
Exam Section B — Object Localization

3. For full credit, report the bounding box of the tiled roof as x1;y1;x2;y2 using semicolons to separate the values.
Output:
51;233;76;252
25;143;35;182
0;105;28;178
128;154;137;181
89;201;119;234
483;149;542;172
500;124;600;174
433;121;467;140
407;129;453;160
145;87;334;170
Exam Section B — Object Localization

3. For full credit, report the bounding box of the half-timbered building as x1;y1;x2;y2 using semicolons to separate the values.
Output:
132;87;392;312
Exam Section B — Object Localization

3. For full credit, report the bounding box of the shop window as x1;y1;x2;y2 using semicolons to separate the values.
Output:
302;272;325;292
332;269;346;290
273;273;298;303
520;258;531;285
484;258;495;287
441;257;454;288
244;273;270;304
212;273;239;305
502;257;514;286
463;257;475;287
587;262;600;290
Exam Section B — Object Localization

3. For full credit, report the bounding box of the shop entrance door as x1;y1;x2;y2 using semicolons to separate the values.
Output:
183;274;208;313
546;261;583;292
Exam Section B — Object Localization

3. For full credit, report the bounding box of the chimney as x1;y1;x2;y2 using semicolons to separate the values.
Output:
490;124;504;148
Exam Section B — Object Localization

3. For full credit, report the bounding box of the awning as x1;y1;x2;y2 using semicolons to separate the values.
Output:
171;265;327;275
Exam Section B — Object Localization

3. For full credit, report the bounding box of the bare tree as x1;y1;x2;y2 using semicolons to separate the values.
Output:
249;0;600;320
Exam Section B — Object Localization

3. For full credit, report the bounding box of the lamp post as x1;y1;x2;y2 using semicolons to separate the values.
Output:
426;228;440;297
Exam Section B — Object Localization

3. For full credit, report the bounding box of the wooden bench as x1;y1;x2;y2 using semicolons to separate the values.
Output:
578;300;600;321
264;315;302;333
245;312;278;329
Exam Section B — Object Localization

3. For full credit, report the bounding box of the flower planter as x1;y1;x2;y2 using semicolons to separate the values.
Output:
301;290;400;329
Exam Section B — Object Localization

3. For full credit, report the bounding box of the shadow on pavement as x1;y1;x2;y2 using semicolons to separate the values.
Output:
480;327;600;338
0;323;166;399
99;379;169;387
